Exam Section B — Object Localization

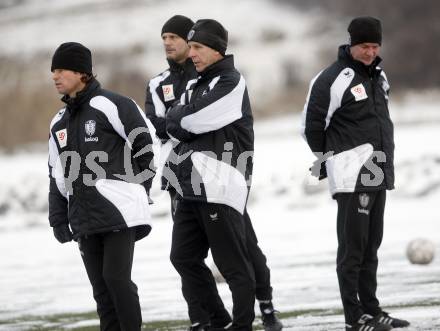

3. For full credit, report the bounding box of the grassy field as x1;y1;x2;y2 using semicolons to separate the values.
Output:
0;308;322;330
2;300;440;331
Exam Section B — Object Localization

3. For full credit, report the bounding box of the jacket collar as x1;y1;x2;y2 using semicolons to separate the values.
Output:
168;57;195;73
61;78;100;109
338;45;382;78
199;55;234;81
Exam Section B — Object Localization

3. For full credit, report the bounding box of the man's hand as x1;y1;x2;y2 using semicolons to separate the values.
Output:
309;151;333;180
53;224;73;243
310;158;327;180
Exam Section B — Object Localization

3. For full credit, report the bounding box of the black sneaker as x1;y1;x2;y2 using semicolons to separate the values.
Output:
260;302;283;331
375;311;410;328
188;322;210;331
345;314;392;331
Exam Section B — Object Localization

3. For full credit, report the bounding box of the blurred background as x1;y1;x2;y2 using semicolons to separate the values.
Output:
1;0;439;149
1;0;440;330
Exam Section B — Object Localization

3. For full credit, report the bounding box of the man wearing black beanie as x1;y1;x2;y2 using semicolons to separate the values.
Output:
164;18;283;331
166;18;255;331
302;16;409;331
147;16;282;331
348;16;382;48
147;15;231;331
147;15;230;330
49;42;155;331
161;14;195;40
51;42;92;74
187;19;228;56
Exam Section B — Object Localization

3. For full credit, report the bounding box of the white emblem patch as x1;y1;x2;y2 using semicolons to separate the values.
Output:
359;193;370;208
351;83;368;101
358;193;370;215
85;120;96;136
85;120;98;142
187;29;195;40
55;129;67;148
162;84;175;102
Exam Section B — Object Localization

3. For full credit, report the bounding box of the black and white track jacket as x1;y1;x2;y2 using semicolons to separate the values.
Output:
48;79;155;240
302;45;394;196
145;58;198;191
166;55;254;214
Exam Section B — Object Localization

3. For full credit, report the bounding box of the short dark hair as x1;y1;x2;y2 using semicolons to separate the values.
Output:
80;72;96;84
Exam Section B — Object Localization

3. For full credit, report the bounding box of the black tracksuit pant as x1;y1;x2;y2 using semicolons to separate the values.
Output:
169;191;272;326
243;210;272;301
170;198;256;331
335;190;386;325
169;190;232;327
78;228;141;331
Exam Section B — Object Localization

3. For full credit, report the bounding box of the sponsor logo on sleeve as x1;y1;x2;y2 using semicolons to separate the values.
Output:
351;83;368;101
343;69;353;78
55;128;67;148
162;84;175;102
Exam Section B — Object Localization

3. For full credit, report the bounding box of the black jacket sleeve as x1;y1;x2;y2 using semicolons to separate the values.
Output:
166;74;245;142
302;71;331;153
145;79;169;140
119;97;156;193
48;132;68;228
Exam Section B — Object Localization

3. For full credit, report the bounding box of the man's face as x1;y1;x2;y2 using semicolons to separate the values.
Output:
350;42;381;66
188;41;222;72
52;69;85;97
162;32;190;64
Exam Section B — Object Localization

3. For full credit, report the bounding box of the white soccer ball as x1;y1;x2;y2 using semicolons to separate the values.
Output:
406;238;436;265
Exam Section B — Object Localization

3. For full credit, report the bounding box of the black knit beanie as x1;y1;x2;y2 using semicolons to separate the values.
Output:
187;19;228;55
51;42;92;73
161;15;194;40
348;16;382;46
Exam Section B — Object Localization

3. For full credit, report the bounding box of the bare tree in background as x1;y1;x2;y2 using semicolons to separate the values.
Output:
278;0;440;89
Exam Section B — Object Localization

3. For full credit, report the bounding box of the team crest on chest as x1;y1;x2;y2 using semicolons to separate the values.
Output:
85;120;99;142
162;84;175;102
85;120;96;136
351;83;368;101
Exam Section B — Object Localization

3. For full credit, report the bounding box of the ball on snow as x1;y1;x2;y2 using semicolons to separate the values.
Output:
406;238;436;265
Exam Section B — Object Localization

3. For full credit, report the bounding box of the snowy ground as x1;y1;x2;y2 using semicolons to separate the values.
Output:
1;108;440;330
